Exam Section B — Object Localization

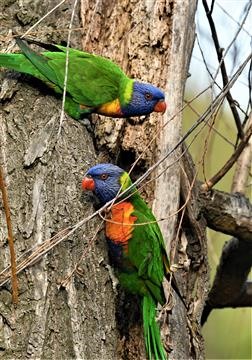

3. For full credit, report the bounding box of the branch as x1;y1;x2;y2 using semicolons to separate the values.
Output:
199;187;252;241
202;281;252;321
223;281;252;308
202;0;246;140
200;185;252;324
231;112;252;193
0;165;18;304
201;238;252;325
201;121;252;191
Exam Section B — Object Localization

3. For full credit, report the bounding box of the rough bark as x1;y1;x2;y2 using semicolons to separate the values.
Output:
151;1;206;357
0;1;203;359
199;188;252;241
178;148;208;359
0;1;118;359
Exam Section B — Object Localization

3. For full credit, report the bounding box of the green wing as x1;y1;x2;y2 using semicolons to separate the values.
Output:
42;51;127;106
17;39;129;107
127;195;168;304
1;39;129;107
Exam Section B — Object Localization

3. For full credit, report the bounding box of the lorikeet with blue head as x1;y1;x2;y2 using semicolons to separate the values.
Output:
82;163;186;360
0;38;166;120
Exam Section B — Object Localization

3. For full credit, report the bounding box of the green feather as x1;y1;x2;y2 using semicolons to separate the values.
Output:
113;182;169;359
0;38;132;119
129;194;168;296
16;38;59;85
15;38;130;107
84;165;184;359
143;296;166;360
0;52;50;83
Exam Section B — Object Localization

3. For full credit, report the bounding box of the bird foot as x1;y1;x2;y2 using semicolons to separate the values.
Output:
170;263;183;273
105;264;119;292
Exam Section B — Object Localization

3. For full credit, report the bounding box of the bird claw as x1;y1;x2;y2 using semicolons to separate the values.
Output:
105;264;119;292
77;116;94;132
170;263;183;272
163;294;175;312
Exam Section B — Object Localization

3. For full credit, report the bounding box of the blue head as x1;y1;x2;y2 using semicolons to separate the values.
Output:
121;81;166;117
82;163;131;205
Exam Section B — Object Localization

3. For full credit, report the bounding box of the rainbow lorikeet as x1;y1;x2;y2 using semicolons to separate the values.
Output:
82;163;182;360
0;38;166;120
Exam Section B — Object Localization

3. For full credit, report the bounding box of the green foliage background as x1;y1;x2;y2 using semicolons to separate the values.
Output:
183;89;251;360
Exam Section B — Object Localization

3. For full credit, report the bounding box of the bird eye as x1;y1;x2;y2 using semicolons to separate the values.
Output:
99;173;108;180
145;92;153;101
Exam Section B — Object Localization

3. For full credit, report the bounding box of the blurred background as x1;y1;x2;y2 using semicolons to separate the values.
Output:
184;1;251;359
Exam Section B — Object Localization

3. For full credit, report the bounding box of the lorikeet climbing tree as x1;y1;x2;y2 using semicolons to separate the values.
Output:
82;163;188;360
0;38;166;119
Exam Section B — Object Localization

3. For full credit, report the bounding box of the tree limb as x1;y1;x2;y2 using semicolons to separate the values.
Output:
202;280;252;323
231;112;252;193
199;182;252;325
221;281;252;308
201;237;252;325
199;187;252;241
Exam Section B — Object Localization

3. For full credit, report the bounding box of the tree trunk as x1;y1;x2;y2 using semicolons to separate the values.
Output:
0;0;204;359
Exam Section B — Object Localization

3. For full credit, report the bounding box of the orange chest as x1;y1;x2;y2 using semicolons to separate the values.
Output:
105;202;137;245
97;98;123;117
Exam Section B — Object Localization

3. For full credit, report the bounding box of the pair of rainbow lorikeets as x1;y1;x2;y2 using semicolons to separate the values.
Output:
0;39;181;359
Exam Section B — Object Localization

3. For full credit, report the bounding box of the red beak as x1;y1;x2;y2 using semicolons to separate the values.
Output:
82;177;95;191
154;100;167;113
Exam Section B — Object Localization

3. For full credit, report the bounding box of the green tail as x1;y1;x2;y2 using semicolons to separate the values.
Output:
15;38;59;86
0;52;48;83
142;296;167;360
0;41;89;120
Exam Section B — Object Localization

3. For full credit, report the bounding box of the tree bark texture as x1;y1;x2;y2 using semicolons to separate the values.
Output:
200;188;252;241
0;1;203;359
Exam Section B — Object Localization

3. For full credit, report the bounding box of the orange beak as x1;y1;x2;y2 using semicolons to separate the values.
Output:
82;177;95;191
154;100;167;113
